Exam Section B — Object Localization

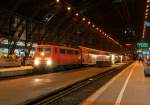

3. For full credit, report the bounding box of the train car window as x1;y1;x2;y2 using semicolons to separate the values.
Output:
72;51;75;55
44;48;51;52
37;48;43;52
67;50;73;54
75;51;79;55
60;49;66;54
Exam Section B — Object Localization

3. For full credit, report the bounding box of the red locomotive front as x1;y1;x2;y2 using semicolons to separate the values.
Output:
34;45;53;68
33;44;81;71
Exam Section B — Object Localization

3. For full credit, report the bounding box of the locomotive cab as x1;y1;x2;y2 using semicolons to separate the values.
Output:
34;46;53;70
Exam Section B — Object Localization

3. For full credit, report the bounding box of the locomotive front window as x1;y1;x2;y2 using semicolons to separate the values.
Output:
37;48;43;52
44;48;51;52
67;50;73;54
75;51;80;55
37;48;51;52
60;49;66;54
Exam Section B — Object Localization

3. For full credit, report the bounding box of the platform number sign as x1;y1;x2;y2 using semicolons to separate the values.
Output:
136;42;149;48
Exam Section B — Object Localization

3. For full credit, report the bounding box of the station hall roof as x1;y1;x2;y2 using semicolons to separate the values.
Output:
0;0;146;53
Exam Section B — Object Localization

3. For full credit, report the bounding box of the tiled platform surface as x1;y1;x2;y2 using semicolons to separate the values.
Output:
81;62;150;105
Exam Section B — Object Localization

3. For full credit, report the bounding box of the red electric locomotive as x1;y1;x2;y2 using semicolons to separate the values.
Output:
33;45;81;70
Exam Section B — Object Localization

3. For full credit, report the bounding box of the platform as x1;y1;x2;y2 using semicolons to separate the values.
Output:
0;58;32;68
0;63;124;105
0;66;33;77
0;59;21;67
81;61;150;105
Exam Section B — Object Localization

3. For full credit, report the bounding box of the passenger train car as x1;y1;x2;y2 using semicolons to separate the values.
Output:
33;44;114;71
80;46;111;65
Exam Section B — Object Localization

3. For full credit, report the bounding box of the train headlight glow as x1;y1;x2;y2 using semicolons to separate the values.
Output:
41;52;45;56
47;59;52;65
34;59;40;66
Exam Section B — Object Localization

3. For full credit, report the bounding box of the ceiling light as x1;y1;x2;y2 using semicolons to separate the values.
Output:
67;7;71;11
75;13;79;16
56;0;60;3
92;24;95;28
145;15;148;19
88;21;91;25
82;17;86;21
146;9;149;12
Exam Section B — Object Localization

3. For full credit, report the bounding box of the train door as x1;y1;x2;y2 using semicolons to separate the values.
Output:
53;47;59;66
59;48;67;65
81;48;89;65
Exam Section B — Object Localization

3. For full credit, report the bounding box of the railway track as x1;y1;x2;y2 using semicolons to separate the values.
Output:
26;63;131;105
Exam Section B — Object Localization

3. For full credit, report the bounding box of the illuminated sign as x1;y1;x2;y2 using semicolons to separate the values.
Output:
137;42;149;47
125;43;134;46
144;22;150;27
143;51;150;55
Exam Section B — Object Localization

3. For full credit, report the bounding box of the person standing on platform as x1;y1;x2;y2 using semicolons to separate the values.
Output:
138;57;144;63
21;56;26;66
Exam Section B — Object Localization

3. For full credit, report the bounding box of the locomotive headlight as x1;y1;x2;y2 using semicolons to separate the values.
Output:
47;59;52;65
34;59;40;66
41;52;45;56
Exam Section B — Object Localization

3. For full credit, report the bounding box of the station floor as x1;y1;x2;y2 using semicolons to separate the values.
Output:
0;64;122;105
81;61;150;105
0;66;33;77
0;66;32;72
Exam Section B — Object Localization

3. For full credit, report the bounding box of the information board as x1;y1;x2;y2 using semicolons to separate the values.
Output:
137;42;149;47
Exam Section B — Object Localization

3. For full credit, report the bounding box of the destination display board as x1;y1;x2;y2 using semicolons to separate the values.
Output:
136;42;149;48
